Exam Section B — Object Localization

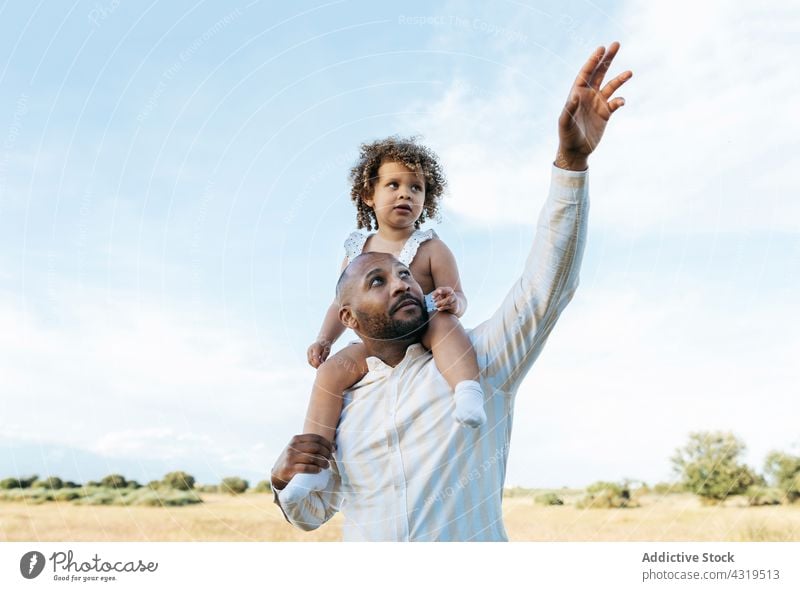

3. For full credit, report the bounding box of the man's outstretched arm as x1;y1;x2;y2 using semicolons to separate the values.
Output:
473;42;632;393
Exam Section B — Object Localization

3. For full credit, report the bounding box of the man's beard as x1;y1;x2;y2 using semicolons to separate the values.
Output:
355;305;429;342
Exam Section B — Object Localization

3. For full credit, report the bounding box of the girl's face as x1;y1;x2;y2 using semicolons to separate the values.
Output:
363;160;426;230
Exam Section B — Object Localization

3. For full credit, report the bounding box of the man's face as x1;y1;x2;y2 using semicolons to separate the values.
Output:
340;253;428;342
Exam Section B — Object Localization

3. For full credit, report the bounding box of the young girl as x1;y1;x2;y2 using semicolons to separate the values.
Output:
281;136;486;503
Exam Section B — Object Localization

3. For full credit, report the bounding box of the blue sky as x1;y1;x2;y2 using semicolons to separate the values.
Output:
1;0;798;488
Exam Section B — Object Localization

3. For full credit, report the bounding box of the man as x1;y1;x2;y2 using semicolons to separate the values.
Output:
271;42;632;541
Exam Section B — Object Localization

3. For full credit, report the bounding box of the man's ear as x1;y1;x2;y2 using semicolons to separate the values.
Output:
339;306;358;331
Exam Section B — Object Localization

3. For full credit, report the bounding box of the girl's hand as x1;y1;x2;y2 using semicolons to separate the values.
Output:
432;287;459;314
307;339;332;368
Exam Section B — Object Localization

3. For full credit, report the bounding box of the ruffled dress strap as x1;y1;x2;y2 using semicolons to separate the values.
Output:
398;229;438;266
343;231;370;263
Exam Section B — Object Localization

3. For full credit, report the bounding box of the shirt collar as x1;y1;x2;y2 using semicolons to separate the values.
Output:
365;343;427;373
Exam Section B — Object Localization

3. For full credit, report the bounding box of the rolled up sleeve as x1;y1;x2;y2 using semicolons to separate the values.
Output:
472;164;589;394
273;461;343;532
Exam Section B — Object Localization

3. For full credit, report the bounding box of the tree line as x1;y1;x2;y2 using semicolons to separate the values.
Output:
0;471;271;496
540;430;799;509
4;431;798;509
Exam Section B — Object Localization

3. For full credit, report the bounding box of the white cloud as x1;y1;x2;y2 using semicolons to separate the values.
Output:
408;0;800;235
0;281;312;480
92;428;214;460
505;281;800;487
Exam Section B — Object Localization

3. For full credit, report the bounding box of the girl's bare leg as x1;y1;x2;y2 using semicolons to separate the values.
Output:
280;343;368;503
422;312;486;428
303;343;369;443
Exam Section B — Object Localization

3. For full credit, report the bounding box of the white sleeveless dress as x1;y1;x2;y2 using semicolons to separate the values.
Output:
344;228;438;266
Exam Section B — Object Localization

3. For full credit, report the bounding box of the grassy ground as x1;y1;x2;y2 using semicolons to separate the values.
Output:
2;492;799;541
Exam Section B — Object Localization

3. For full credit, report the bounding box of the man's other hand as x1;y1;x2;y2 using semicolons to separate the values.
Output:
271;434;333;491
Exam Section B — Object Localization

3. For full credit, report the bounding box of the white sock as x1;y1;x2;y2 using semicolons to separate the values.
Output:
279;469;331;504
453;380;486;428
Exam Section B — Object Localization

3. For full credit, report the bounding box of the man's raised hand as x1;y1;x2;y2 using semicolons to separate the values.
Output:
556;41;632;170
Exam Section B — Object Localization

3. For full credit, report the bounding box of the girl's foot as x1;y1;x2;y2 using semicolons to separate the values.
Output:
453;380;486;428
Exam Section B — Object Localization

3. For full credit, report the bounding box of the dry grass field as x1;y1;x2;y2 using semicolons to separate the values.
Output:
2;492;799;542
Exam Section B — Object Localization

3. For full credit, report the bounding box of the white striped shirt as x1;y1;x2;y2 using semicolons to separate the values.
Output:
277;165;589;541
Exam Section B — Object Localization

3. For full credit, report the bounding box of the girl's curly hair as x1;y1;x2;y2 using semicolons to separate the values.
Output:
348;136;446;231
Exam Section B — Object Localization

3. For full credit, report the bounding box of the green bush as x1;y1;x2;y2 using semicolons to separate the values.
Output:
76;491;119;505
1;489;21;501
53;489;82;502
21;475;38;488
219;477;248;495
125;489;202;507
34;476;64;490
0;488;52;502
117;489;157;506
129;491;163;506
0;478;21;490
159;490;202;506
577;481;639;509
764;451;800;503
671;431;761;503
0;479;202;507
746;486;784;506
196;484;219;493
534;492;564;506
101;474;127;489
162;471;195;491
254;480;272;493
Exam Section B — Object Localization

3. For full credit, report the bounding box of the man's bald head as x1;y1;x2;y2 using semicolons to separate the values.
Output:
336;252;399;305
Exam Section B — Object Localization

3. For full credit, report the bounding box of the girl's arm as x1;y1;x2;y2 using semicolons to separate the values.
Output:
318;300;346;340
427;239;468;318
307;257;350;367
